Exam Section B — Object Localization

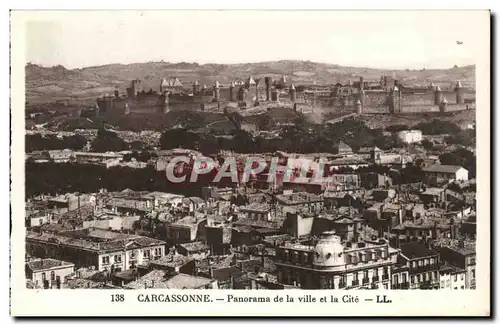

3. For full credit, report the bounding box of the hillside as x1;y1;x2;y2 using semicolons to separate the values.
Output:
25;61;476;105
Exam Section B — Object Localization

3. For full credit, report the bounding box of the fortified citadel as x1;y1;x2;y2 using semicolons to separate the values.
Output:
94;74;475;117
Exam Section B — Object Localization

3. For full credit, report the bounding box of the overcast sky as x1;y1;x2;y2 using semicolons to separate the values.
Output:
24;10;484;70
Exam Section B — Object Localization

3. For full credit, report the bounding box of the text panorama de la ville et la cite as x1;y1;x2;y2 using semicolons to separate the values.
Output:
131;293;392;304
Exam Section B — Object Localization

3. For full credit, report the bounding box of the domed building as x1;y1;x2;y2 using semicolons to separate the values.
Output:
312;231;345;270
275;231;398;289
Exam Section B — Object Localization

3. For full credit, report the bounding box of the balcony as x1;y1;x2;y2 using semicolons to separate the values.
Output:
392;282;409;290
410;264;439;274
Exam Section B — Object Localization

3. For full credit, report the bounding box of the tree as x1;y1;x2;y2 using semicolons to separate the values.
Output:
385;124;410;133
421;139;434;151
91;129;127;152
256;114;275;131
414;120;461;135
439;148;476;178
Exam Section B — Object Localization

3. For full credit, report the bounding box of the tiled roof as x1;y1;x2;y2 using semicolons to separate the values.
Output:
178;241;210;253
150;254;193;268
125;270;169;289
400;242;438;259
26;258;74;272
422;165;465;173
26;230;166;253
165;273;213;289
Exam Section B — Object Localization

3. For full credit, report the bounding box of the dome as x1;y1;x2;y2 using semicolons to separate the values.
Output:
312;231;345;268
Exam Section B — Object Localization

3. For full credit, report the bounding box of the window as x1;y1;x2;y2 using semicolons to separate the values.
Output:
472;269;475;279
424;259;429;266
429;258;434;265
412;261;417;268
461;274;464;281
41;272;46;281
143;250;150;258
418;260;423;267
417;274;421;282
411;275;415;284
50;271;55;281
454;274;457;282
470;257;476;265
114;255;122;263
102;256;110;265
353;273;359;281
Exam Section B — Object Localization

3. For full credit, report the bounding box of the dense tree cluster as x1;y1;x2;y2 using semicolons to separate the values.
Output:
25;163;206;198
26;134;87;152
444;130;475;147
439;148;476;178
385;124;410;133
123;150;158;163
90;129;127;152
159;118;398;154
413;119;462;135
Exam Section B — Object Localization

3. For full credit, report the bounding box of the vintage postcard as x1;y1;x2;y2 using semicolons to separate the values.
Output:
10;10;490;317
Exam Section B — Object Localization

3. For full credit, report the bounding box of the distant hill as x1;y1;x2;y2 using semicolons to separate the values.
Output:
25;61;476;105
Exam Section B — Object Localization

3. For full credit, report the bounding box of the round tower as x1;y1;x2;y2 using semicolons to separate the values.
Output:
214;81;220;102
455;81;464;104
265;77;272;101
163;92;170;113
193;80;200;96
389;86;401;114
434;85;442;105
238;87;247;102
229;82;236;102
289;84;296;102
440;98;448;112
312;231;345;272
355;99;362;114
131;78;142;96
271;89;279;102
359;89;365;107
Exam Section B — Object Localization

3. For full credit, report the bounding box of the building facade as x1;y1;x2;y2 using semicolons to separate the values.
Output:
274;232;396;289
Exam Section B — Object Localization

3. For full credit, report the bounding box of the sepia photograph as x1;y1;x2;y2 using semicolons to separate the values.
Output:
9;9;491;317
